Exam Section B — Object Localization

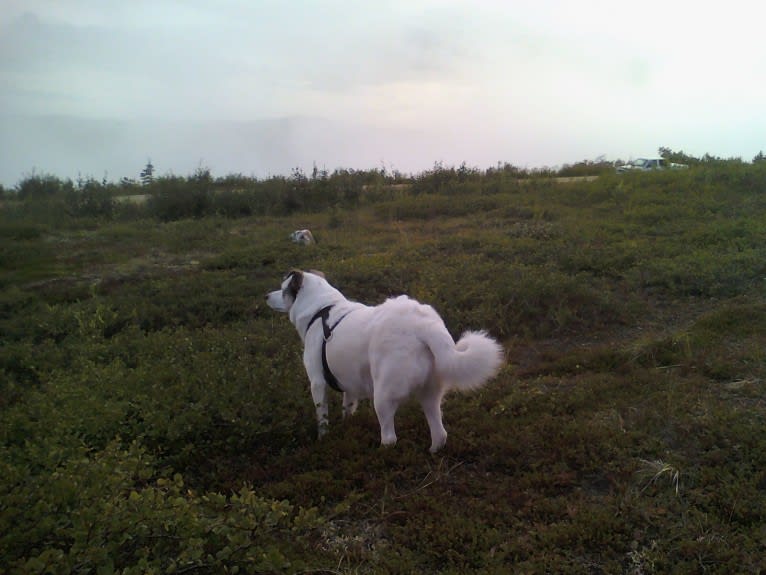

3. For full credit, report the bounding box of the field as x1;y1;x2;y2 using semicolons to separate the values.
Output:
2;164;766;573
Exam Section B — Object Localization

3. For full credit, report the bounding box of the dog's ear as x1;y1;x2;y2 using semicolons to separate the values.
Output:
285;270;303;300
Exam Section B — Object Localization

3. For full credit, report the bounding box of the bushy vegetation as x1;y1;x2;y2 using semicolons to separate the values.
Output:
2;155;766;573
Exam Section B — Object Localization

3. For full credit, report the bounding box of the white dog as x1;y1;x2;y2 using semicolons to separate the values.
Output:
290;229;316;245
266;270;504;452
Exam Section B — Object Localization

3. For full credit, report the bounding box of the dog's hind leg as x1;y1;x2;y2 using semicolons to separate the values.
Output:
419;385;447;453
373;389;400;447
310;379;330;438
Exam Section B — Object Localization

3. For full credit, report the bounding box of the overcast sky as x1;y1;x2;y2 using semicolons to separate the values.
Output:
1;1;765;187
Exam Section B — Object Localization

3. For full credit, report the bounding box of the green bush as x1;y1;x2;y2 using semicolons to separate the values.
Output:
147;176;212;222
15;173;74;200
1;441;325;574
64;179;115;219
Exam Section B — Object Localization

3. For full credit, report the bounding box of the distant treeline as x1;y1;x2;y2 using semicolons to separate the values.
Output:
2;149;765;222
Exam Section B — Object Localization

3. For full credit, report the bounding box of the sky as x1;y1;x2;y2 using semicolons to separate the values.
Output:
1;0;765;187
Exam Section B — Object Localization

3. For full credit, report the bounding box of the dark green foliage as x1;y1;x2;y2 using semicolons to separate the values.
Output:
557;157;615;177
1;441;325;574
148;173;213;222
2;159;766;573
65;178;115;219
15;173;75;200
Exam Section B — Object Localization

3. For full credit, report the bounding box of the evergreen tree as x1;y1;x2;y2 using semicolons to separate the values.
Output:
140;160;154;186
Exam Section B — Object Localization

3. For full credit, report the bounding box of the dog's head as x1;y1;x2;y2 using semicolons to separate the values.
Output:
265;269;326;313
290;229;316;244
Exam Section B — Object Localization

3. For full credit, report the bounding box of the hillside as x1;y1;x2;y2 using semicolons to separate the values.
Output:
2;165;765;573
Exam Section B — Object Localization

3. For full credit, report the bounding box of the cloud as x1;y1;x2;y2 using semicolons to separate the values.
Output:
2;0;766;187
0;10;252;119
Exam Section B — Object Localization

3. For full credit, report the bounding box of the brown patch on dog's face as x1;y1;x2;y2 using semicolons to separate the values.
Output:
308;269;325;279
283;270;303;303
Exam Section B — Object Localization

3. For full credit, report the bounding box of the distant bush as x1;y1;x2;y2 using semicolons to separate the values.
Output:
15;173;74;200
209;189;255;217
410;162;483;195
557;157;615;177
65;178;115;219
147;171;213;222
136;167;395;221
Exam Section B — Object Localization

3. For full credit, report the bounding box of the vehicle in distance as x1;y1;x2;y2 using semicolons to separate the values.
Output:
616;157;688;173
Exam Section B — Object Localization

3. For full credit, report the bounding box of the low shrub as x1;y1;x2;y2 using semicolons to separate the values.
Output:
0;441;325;574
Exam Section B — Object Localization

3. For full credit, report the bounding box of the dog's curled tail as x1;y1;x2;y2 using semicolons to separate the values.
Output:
433;330;505;392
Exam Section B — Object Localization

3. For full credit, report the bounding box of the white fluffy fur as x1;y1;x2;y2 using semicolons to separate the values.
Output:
266;270;504;452
289;229;315;245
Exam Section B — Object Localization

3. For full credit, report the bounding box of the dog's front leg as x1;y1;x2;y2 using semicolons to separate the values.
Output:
310;378;330;438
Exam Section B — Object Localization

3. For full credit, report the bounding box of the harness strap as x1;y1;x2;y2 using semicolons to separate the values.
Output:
306;305;348;392
307;305;333;339
320;342;341;392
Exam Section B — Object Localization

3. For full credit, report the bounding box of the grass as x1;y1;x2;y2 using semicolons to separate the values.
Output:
1;166;766;573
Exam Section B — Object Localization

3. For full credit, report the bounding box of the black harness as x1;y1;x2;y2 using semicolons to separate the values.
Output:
305;305;350;392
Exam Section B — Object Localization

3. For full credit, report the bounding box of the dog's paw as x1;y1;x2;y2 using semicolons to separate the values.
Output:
429;436;447;454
